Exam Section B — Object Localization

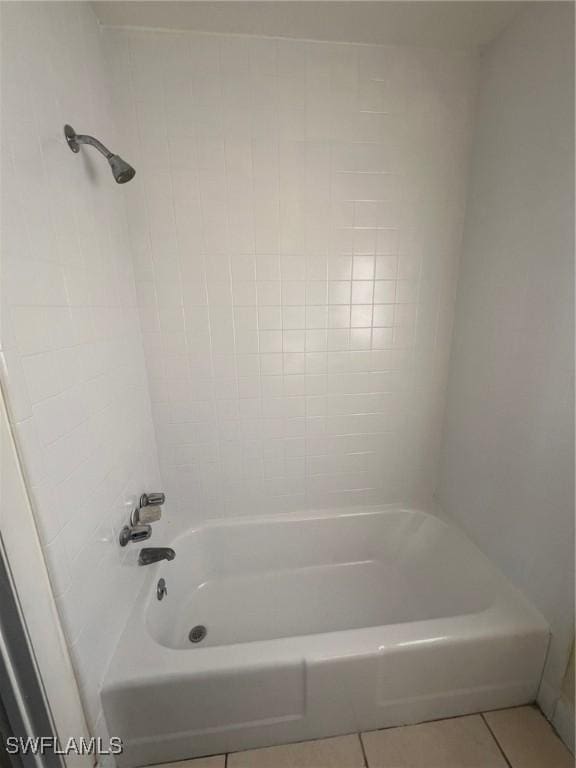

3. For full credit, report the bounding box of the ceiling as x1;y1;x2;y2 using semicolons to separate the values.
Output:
92;1;527;50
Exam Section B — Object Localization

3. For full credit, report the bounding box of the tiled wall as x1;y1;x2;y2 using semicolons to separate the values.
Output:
106;28;477;526
0;2;163;734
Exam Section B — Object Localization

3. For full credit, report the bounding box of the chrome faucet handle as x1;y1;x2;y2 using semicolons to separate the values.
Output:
119;524;152;547
140;492;165;507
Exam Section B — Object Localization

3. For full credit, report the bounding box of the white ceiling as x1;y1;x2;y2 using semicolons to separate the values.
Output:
92;1;527;50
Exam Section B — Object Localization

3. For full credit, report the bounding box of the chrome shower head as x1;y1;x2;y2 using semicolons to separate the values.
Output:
64;124;136;184
108;154;136;184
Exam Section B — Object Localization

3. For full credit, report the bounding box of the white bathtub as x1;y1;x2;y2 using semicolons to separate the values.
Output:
102;507;549;767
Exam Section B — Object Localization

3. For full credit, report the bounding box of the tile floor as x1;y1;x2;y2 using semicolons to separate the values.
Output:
152;706;574;768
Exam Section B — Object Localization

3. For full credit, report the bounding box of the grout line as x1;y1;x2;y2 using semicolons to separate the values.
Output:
365;709;498;735
533;700;571;747
481;713;514;768
358;732;369;768
224;753;228;767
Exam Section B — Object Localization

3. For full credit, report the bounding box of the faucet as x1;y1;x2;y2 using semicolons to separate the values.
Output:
120;490;167;548
138;547;176;566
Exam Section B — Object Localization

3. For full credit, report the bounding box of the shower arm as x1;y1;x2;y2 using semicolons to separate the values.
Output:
73;134;114;159
65;127;113;159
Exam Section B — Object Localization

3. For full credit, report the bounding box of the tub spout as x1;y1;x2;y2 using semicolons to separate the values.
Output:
138;547;175;566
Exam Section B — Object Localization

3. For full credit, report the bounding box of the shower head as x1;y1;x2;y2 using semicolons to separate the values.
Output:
64;124;136;184
108;154;136;184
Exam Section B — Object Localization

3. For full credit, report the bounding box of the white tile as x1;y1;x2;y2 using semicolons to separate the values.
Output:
282;281;306;306
328;306;351;329
259;307;283;330
0;351;32;422
229;734;364;768
328;281;352;305
374;280;396;304
305;281;328;305
283;306;306;330
151;758;225;768
483;707;573;768
362;715;508;768
373;305;395;327
328;256;353;280
351;281;374;304
10;307;51;355
353;255;375;279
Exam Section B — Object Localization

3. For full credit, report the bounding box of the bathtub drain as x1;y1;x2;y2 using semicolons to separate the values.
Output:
189;625;207;644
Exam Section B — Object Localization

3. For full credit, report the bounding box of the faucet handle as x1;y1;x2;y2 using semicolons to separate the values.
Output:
140;492;165;507
119;524;152;547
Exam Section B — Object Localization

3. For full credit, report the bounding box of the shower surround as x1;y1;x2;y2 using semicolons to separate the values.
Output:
105;28;477;528
0;0;496;748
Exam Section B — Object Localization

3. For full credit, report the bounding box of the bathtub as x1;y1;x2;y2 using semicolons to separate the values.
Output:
102;507;549;767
